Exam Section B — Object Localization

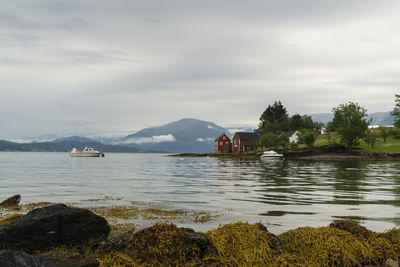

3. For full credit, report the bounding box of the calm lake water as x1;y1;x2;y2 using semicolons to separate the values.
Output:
1;152;400;234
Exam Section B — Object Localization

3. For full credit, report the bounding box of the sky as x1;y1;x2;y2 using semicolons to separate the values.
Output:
1;0;399;140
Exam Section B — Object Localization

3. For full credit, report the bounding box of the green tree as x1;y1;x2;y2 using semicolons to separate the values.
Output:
249;139;259;149
260;132;278;148
391;94;400;128
288;114;318;132
365;130;378;148
278;134;290;148
303;131;316;148
331;102;370;152
313;122;326;134
378;126;389;143
289;114;303;130
258;101;289;133
301;115;315;130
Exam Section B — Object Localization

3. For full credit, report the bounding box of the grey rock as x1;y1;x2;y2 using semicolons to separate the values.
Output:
42;251;99;267
107;226;137;248
0;204;110;252
0;250;56;267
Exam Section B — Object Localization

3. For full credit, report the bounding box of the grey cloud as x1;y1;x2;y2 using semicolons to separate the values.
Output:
0;0;399;139
0;12;44;30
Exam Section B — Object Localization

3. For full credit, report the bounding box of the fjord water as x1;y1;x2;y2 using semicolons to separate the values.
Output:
1;152;400;234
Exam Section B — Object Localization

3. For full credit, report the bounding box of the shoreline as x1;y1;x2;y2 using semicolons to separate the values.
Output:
169;150;400;161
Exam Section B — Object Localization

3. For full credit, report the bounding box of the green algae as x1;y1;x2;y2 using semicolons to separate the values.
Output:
279;226;373;266
0;214;22;226
206;222;286;266
95;223;219;266
28;220;400;267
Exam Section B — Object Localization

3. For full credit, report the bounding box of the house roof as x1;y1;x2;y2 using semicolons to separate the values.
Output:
235;132;259;140
215;132;231;142
281;130;299;137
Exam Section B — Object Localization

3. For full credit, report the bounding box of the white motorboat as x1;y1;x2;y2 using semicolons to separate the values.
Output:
69;146;104;157
260;150;283;159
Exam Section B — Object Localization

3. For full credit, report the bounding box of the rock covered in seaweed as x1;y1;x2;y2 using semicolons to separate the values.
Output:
0;204;110;252
41;251;99;267
0;250;56;267
206;222;289;266
99;223;219;266
0;194;21;208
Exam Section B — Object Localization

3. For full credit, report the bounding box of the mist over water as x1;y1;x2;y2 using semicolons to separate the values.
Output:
1;152;400;234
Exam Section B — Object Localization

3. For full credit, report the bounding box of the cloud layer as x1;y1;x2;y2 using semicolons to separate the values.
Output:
0;0;399;139
123;134;176;145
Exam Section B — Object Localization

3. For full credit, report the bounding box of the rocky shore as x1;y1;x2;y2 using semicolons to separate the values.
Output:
0;195;399;266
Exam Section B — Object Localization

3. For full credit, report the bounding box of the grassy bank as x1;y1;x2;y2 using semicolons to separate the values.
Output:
314;133;400;154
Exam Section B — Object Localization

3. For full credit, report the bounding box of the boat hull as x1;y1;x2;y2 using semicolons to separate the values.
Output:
69;152;103;157
260;156;282;160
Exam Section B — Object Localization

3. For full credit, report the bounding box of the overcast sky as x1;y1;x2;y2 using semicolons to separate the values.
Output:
1;0;399;140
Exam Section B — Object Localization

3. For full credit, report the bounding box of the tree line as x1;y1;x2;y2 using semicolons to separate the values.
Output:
257;94;400;152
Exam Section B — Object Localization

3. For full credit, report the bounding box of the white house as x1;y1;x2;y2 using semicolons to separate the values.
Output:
280;130;301;143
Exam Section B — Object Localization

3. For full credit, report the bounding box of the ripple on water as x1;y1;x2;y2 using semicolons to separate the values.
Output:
1;152;400;234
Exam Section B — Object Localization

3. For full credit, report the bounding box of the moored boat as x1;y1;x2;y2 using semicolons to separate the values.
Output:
69;146;104;157
260;150;283;160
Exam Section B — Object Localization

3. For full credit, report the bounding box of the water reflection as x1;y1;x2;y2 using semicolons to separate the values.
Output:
331;161;367;204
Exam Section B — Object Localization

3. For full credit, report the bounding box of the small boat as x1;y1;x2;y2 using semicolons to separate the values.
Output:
260;150;283;160
69;146;104;157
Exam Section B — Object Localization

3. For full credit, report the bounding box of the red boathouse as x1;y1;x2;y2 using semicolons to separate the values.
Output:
214;132;232;153
232;132;259;153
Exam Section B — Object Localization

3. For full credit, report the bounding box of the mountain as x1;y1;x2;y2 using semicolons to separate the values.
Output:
310;111;394;126
310;113;333;124
53;136;97;143
368;112;395;126
0;140;148;153
226;126;255;136
122;118;230;153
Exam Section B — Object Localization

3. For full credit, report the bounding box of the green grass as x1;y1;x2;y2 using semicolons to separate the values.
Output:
314;132;400;153
356;136;400;153
314;133;341;147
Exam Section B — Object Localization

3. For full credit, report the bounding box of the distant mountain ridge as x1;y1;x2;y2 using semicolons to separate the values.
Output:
53;136;97;143
3;112;394;154
0;140;151;153
310;111;394;126
0;118;232;153
123;118;230;153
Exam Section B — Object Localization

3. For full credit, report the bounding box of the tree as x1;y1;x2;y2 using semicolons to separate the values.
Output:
258;101;289;133
331;102;370;152
289;114;303;130
288;114;319;132
278;134;290;148
378;126;389;143
260;132;278;148
249;139;259;150
303;131;316;148
313;122;326;134
391;94;400;128
365;130;378;148
301;115;315;130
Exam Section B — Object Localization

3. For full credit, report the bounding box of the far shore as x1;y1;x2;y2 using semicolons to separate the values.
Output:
169;150;400;161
